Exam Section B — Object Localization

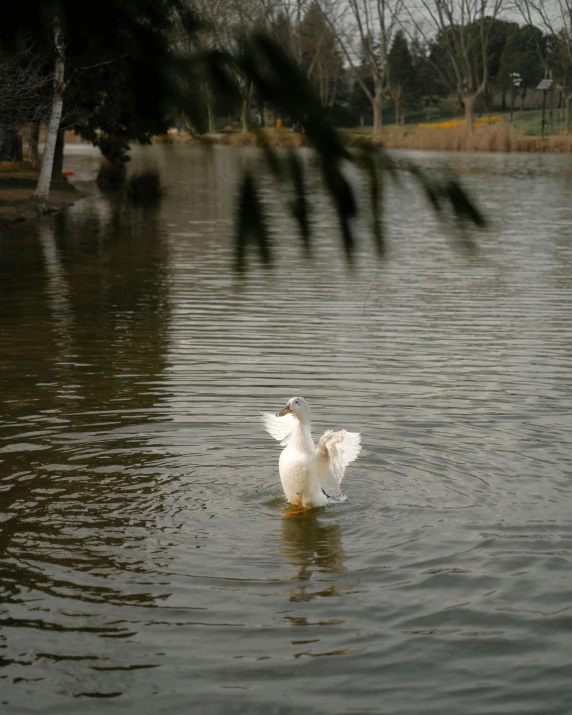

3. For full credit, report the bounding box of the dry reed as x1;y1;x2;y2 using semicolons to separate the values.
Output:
152;132;199;145
348;124;572;154
220;129;307;147
146;124;572;153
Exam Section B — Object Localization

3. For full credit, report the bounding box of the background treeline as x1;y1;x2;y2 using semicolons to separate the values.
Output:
1;0;572;196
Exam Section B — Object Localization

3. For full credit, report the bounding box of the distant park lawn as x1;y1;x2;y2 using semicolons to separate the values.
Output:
339;108;572;152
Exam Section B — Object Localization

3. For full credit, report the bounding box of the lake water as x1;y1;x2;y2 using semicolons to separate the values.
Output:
1;145;572;714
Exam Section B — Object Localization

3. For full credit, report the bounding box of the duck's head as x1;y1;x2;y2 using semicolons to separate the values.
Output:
277;396;311;422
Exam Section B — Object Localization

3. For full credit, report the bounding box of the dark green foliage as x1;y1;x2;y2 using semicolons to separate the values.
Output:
427;19;500;102
498;25;546;92
3;0;200;168
1;1;198;58
486;20;519;92
328;104;360;128
547;30;572;99
67;55;168;168
388;31;419;108
427;17;546;110
298;2;342;108
409;36;446;106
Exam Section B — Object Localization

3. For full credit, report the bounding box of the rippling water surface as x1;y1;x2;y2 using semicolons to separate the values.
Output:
1;146;572;714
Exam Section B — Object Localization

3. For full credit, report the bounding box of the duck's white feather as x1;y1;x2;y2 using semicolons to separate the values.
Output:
263;398;361;508
262;412;296;446
316;430;361;497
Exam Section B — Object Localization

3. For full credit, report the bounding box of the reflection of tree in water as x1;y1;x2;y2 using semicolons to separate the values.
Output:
0;201;171;609
1;200;171;411
51;202;171;405
280;511;347;603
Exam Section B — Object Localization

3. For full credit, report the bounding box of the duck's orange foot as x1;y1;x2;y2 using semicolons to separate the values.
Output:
281;504;309;516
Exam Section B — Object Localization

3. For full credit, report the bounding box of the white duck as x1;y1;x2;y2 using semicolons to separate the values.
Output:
262;397;361;508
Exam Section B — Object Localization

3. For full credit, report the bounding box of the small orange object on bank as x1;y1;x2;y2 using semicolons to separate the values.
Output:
62;169;75;177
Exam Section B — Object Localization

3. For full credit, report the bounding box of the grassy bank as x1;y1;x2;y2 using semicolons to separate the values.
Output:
154;121;572;153
0;162;81;228
347;124;572;153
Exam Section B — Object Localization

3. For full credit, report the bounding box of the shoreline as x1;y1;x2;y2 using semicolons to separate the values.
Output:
154;124;572;153
4;122;570;229
0;163;84;230
63;123;572;155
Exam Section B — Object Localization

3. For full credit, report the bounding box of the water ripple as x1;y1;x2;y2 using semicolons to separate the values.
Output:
0;147;571;714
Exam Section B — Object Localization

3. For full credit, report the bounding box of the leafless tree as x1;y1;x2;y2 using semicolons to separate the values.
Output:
190;0;341;130
299;2;343;108
192;0;274;132
0;46;51;162
408;0;506;130
256;0;312;62
0;48;51;129
388;81;405;124
321;0;404;134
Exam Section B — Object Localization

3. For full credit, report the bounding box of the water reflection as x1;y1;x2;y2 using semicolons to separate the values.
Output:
1;201;172;415
280;511;346;603
38;222;73;351
0;200;173;612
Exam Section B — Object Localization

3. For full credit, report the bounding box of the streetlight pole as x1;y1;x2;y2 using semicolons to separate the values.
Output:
537;77;553;139
509;72;522;124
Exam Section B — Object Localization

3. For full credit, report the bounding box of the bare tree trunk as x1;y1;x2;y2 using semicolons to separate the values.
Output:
391;86;403;125
240;82;252;134
464;95;476;131
39;222;73;348
0;126;20;161
566;94;572;134
373;103;382;134
373;84;383;135
241;98;249;134
29;120;41;166
207;100;215;133
485;83;493;112
328;79;339;109
34;20;65;202
51;125;65;181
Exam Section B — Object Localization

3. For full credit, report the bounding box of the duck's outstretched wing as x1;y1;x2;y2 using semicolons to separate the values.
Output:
261;412;296;446
315;430;361;497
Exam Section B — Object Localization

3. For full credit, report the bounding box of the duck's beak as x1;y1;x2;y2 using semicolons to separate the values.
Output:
277;404;292;417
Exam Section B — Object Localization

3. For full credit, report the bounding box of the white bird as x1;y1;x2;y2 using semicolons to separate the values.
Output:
262;397;361;509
